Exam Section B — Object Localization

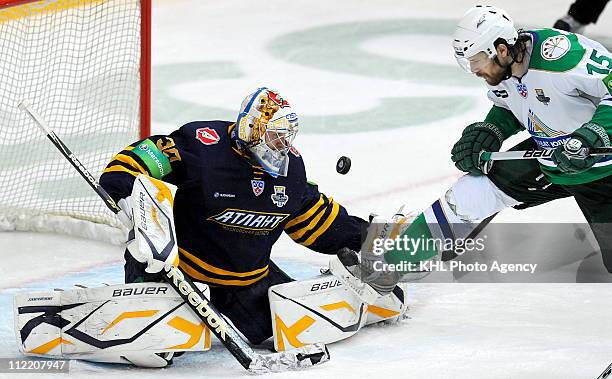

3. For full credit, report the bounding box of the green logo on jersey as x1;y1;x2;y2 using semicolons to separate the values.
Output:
133;139;172;179
605;72;612;95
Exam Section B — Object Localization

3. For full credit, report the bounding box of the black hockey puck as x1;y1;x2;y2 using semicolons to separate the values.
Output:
336;156;351;174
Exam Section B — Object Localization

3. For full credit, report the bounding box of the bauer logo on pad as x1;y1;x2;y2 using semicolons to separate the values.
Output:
196;127;220;145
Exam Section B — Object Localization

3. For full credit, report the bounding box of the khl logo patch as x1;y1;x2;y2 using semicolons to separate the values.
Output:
516;82;528;98
271;186;289;207
251;180;265;197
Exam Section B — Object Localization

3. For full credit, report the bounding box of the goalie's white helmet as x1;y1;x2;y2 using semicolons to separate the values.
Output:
235;87;298;178
452;5;518;73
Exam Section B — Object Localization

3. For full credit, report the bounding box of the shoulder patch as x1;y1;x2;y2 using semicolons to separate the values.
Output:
540;35;571;61
604;71;612;96
529;29;585;72
196;127;220;145
133;139;172;178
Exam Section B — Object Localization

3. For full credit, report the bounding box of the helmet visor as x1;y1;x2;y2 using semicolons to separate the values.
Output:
455;51;491;74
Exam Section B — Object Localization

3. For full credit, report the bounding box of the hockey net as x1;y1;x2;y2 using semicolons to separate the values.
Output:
0;0;150;243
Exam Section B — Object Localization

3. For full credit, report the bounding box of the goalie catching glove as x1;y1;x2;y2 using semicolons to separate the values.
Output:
121;174;180;273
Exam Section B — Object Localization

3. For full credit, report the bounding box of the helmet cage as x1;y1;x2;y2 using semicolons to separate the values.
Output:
236;87;299;177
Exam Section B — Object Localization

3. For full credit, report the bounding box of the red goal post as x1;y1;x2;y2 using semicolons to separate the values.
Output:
0;0;151;241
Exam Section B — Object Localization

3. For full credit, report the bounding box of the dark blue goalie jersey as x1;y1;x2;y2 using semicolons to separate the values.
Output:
100;121;367;287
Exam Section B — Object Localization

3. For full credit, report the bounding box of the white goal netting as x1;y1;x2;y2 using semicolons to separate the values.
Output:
0;0;148;243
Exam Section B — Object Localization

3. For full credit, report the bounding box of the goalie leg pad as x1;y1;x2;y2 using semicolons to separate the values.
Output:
14;283;212;367
269;274;409;351
364;283;409;325
327;253;382;304
327;254;410;324
269;275;367;351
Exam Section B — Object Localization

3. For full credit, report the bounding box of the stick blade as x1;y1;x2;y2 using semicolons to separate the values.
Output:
17;100;31;112
247;343;330;374
17;100;50;134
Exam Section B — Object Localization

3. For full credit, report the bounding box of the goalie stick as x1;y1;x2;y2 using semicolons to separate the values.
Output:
480;147;612;161
18;101;330;374
597;362;612;379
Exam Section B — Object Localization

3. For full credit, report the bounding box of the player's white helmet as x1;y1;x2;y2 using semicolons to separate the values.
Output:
235;87;298;178
452;5;518;73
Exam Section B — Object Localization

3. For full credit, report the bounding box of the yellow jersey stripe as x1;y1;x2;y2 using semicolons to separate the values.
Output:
285;195;325;229
112;153;149;175
302;200;340;246
232;147;249;159
180;261;269;286
102;165;139;177
179;247;269;278
287;204;327;240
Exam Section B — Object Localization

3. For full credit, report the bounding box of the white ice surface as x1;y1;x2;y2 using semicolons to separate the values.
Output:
2;0;612;378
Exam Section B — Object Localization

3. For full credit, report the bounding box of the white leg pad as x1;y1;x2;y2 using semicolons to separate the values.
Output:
269;273;409;351
14;283;212;367
364;283;409;325
269;275;366;351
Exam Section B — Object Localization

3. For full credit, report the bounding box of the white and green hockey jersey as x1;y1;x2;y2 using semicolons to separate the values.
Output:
485;28;612;185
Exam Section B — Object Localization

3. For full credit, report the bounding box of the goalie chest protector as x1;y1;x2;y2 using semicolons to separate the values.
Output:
168;121;308;282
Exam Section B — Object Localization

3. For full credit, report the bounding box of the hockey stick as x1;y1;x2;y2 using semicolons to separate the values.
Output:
18;101;330;374
596;362;612;379
480;147;612;161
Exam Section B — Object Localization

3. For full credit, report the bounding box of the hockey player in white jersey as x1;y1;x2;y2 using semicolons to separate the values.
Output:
340;5;612;295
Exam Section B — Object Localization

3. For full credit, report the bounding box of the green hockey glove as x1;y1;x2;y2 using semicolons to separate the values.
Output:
451;122;505;176
552;122;611;174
